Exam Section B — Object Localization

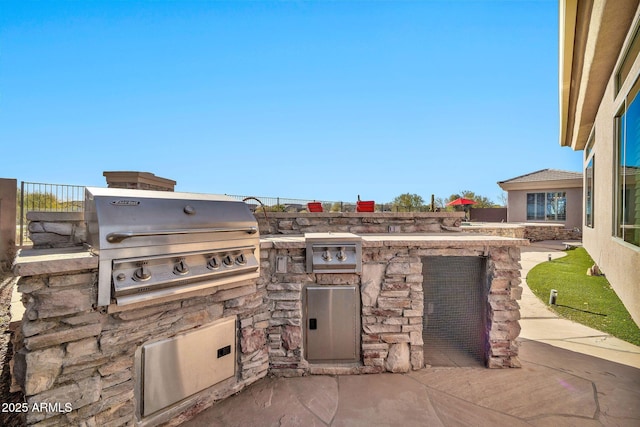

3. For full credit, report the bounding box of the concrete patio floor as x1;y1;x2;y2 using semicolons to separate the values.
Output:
179;241;640;426
182;339;639;426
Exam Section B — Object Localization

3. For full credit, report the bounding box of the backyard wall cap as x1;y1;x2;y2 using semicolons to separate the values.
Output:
25;211;84;221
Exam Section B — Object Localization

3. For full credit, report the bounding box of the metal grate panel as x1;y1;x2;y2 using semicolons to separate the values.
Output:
422;256;486;367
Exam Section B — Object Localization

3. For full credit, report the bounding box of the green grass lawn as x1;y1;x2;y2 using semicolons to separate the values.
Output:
527;248;640;346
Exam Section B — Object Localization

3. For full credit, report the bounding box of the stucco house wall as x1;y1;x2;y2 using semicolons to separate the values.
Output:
0;178;17;266
505;187;582;229
498;169;583;231
582;84;640;325
559;0;640;325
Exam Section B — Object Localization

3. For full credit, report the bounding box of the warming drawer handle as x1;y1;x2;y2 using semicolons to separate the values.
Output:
106;226;258;243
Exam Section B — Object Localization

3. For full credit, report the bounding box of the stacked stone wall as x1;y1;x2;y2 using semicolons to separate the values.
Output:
360;247;425;373
261;241;523;376
105;182;173;192
484;246;523;368
259;246;309;377
461;224;582;242
26;212;85;249
11;270;268;426
461;226;525;239
524;225;582;241
255;212;464;235
103;171;176;192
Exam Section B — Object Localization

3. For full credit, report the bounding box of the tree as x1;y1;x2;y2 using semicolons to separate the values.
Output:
497;191;508;207
434;197;447;210
16;190;63;221
391;193;425;212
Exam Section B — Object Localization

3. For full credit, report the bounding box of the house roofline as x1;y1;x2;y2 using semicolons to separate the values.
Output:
559;0;640;151
498;178;583;192
559;0;578;150
497;168;582;185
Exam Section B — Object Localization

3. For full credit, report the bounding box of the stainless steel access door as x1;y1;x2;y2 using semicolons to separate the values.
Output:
140;316;236;417
305;286;360;363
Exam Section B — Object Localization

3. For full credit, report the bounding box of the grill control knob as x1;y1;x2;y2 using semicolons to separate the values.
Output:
337;247;347;261
223;254;234;267
321;249;333;262
133;264;151;282
236;253;247;265
174;259;189;275
207;256;221;270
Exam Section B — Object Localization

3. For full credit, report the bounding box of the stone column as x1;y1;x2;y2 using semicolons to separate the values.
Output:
103;171;176;191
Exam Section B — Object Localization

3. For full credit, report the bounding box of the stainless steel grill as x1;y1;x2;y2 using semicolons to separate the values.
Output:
84;187;260;306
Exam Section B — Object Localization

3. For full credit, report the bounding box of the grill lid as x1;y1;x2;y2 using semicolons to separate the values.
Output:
84;187;260;307
85;187;257;251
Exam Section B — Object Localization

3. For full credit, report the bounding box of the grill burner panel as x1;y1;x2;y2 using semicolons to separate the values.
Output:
111;246;258;304
305;232;362;273
84;187;260;306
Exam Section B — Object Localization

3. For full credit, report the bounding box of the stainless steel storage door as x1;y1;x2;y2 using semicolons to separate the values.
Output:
141;316;236;417
305;286;360;363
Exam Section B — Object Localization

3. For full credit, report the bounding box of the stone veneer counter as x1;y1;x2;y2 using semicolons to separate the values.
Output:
13;247;98;277
13;233;528;267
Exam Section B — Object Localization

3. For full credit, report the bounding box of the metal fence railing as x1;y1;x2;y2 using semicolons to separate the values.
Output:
226;195;437;213
15;183;440;246
18;181;86;246
225;195;346;212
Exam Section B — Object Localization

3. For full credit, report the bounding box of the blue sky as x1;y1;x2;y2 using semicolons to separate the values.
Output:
0;0;581;204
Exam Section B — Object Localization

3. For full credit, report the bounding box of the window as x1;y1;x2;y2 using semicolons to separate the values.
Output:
615;78;640;247
585;131;595;228
585;156;594;228
546;192;567;221
616;22;640;96
527;193;545;220
527;192;566;222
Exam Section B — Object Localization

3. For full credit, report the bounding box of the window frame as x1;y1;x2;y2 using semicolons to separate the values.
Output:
585;130;595;229
614;76;640;248
616;19;640;96
526;191;567;223
526;192;545;221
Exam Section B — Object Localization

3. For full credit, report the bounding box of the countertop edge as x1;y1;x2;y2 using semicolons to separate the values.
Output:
13;247;98;277
260;234;530;249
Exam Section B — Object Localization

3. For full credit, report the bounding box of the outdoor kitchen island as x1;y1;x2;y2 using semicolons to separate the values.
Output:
262;232;528;376
11;221;527;426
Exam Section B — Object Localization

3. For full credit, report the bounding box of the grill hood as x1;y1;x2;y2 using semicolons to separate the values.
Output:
84;187;260;307
85;187;257;252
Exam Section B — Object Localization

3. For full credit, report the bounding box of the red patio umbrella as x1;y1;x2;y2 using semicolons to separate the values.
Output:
446;197;476;206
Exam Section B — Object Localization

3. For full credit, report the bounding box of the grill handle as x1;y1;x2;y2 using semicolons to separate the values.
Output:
106;226;258;243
